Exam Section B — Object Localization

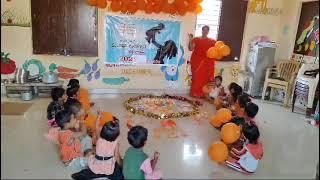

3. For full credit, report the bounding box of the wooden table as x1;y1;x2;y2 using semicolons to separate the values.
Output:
4;81;64;98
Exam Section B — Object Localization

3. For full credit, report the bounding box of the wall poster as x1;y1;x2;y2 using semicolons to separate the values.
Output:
105;15;181;65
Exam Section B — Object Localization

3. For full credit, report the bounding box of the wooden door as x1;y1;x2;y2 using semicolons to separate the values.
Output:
218;0;248;61
31;0;66;55
65;0;98;56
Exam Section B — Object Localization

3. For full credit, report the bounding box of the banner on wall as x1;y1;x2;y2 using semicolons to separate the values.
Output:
105;15;181;65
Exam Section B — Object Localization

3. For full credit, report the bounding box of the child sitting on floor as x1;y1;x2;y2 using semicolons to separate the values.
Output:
202;75;225;102
214;82;243;110
123;126;162;180
71;113;124;180
225;123;263;174
47;87;66;127
244;102;259;125
234;93;251;117
67;79;94;112
64;99;93;155
55;109;93;171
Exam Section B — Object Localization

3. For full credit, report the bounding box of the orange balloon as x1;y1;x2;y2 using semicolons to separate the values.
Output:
214;108;233;123
177;5;187;16
219;45;231;56
210;116;222;128
162;2;171;13
215;54;223;60
208;141;228;163
137;0;146;10
86;0;97;6
187;2;197;12
127;3;138;14
97;0;107;8
207;47;220;59
215;41;225;49
111;1;121;11
195;5;202;14
153;4;162;13
221;123;241;144
145;3;153;14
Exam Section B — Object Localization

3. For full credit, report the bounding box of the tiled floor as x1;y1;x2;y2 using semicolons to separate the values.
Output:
1;94;319;179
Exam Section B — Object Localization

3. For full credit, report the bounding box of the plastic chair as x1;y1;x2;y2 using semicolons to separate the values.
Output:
262;60;301;106
292;59;319;117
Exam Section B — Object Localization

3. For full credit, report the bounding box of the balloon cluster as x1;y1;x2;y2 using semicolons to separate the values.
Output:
208;108;241;163
207;41;231;60
86;0;203;15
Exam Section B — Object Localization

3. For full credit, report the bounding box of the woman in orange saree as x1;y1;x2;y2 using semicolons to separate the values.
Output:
188;25;216;98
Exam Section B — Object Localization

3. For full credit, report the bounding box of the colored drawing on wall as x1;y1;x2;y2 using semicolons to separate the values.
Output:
248;0;282;16
105;15;181;65
282;25;289;35
102;77;130;85
161;45;185;82
121;68;152;75
295;16;319;57
1;9;30;27
231;64;240;81
23;59;46;76
79;59;101;81
49;63;79;80
1;52;16;75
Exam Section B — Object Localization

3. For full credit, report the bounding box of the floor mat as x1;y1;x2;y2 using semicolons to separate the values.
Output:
1;102;33;115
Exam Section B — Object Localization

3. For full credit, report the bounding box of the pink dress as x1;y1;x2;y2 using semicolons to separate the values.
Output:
88;138;117;175
140;158;163;179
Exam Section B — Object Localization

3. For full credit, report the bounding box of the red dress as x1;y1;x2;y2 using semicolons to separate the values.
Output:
190;37;216;98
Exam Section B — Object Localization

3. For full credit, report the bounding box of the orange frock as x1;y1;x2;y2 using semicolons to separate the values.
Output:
190;37;216;98
77;88;91;113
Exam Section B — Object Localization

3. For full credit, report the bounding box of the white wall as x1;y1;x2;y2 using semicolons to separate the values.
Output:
2;0;309;92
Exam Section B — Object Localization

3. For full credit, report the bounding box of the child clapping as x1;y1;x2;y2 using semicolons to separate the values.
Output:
123;126;162;179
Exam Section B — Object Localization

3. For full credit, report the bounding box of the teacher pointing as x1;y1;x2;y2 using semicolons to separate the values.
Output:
188;25;216;98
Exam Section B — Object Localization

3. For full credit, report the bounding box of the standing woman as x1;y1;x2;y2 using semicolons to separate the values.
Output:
188;25;216;98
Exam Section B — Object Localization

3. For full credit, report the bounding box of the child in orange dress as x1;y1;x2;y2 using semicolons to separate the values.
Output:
67;79;94;113
202;75;225;102
55;109;93;171
225;123;263;174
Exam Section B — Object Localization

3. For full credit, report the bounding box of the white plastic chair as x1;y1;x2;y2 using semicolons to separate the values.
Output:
292;56;319;117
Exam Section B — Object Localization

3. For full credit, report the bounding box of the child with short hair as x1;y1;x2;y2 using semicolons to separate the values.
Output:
225;123;263;174
47;87;66;127
234;93;251;117
244;102;259;125
65;85;80;105
55;109;93;171
67;78;94;112
71;113;124;180
64;99;93;156
123;126;162;180
202;75;225;101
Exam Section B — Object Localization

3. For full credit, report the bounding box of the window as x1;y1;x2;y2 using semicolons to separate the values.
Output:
31;0;98;56
195;0;222;39
195;0;248;61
